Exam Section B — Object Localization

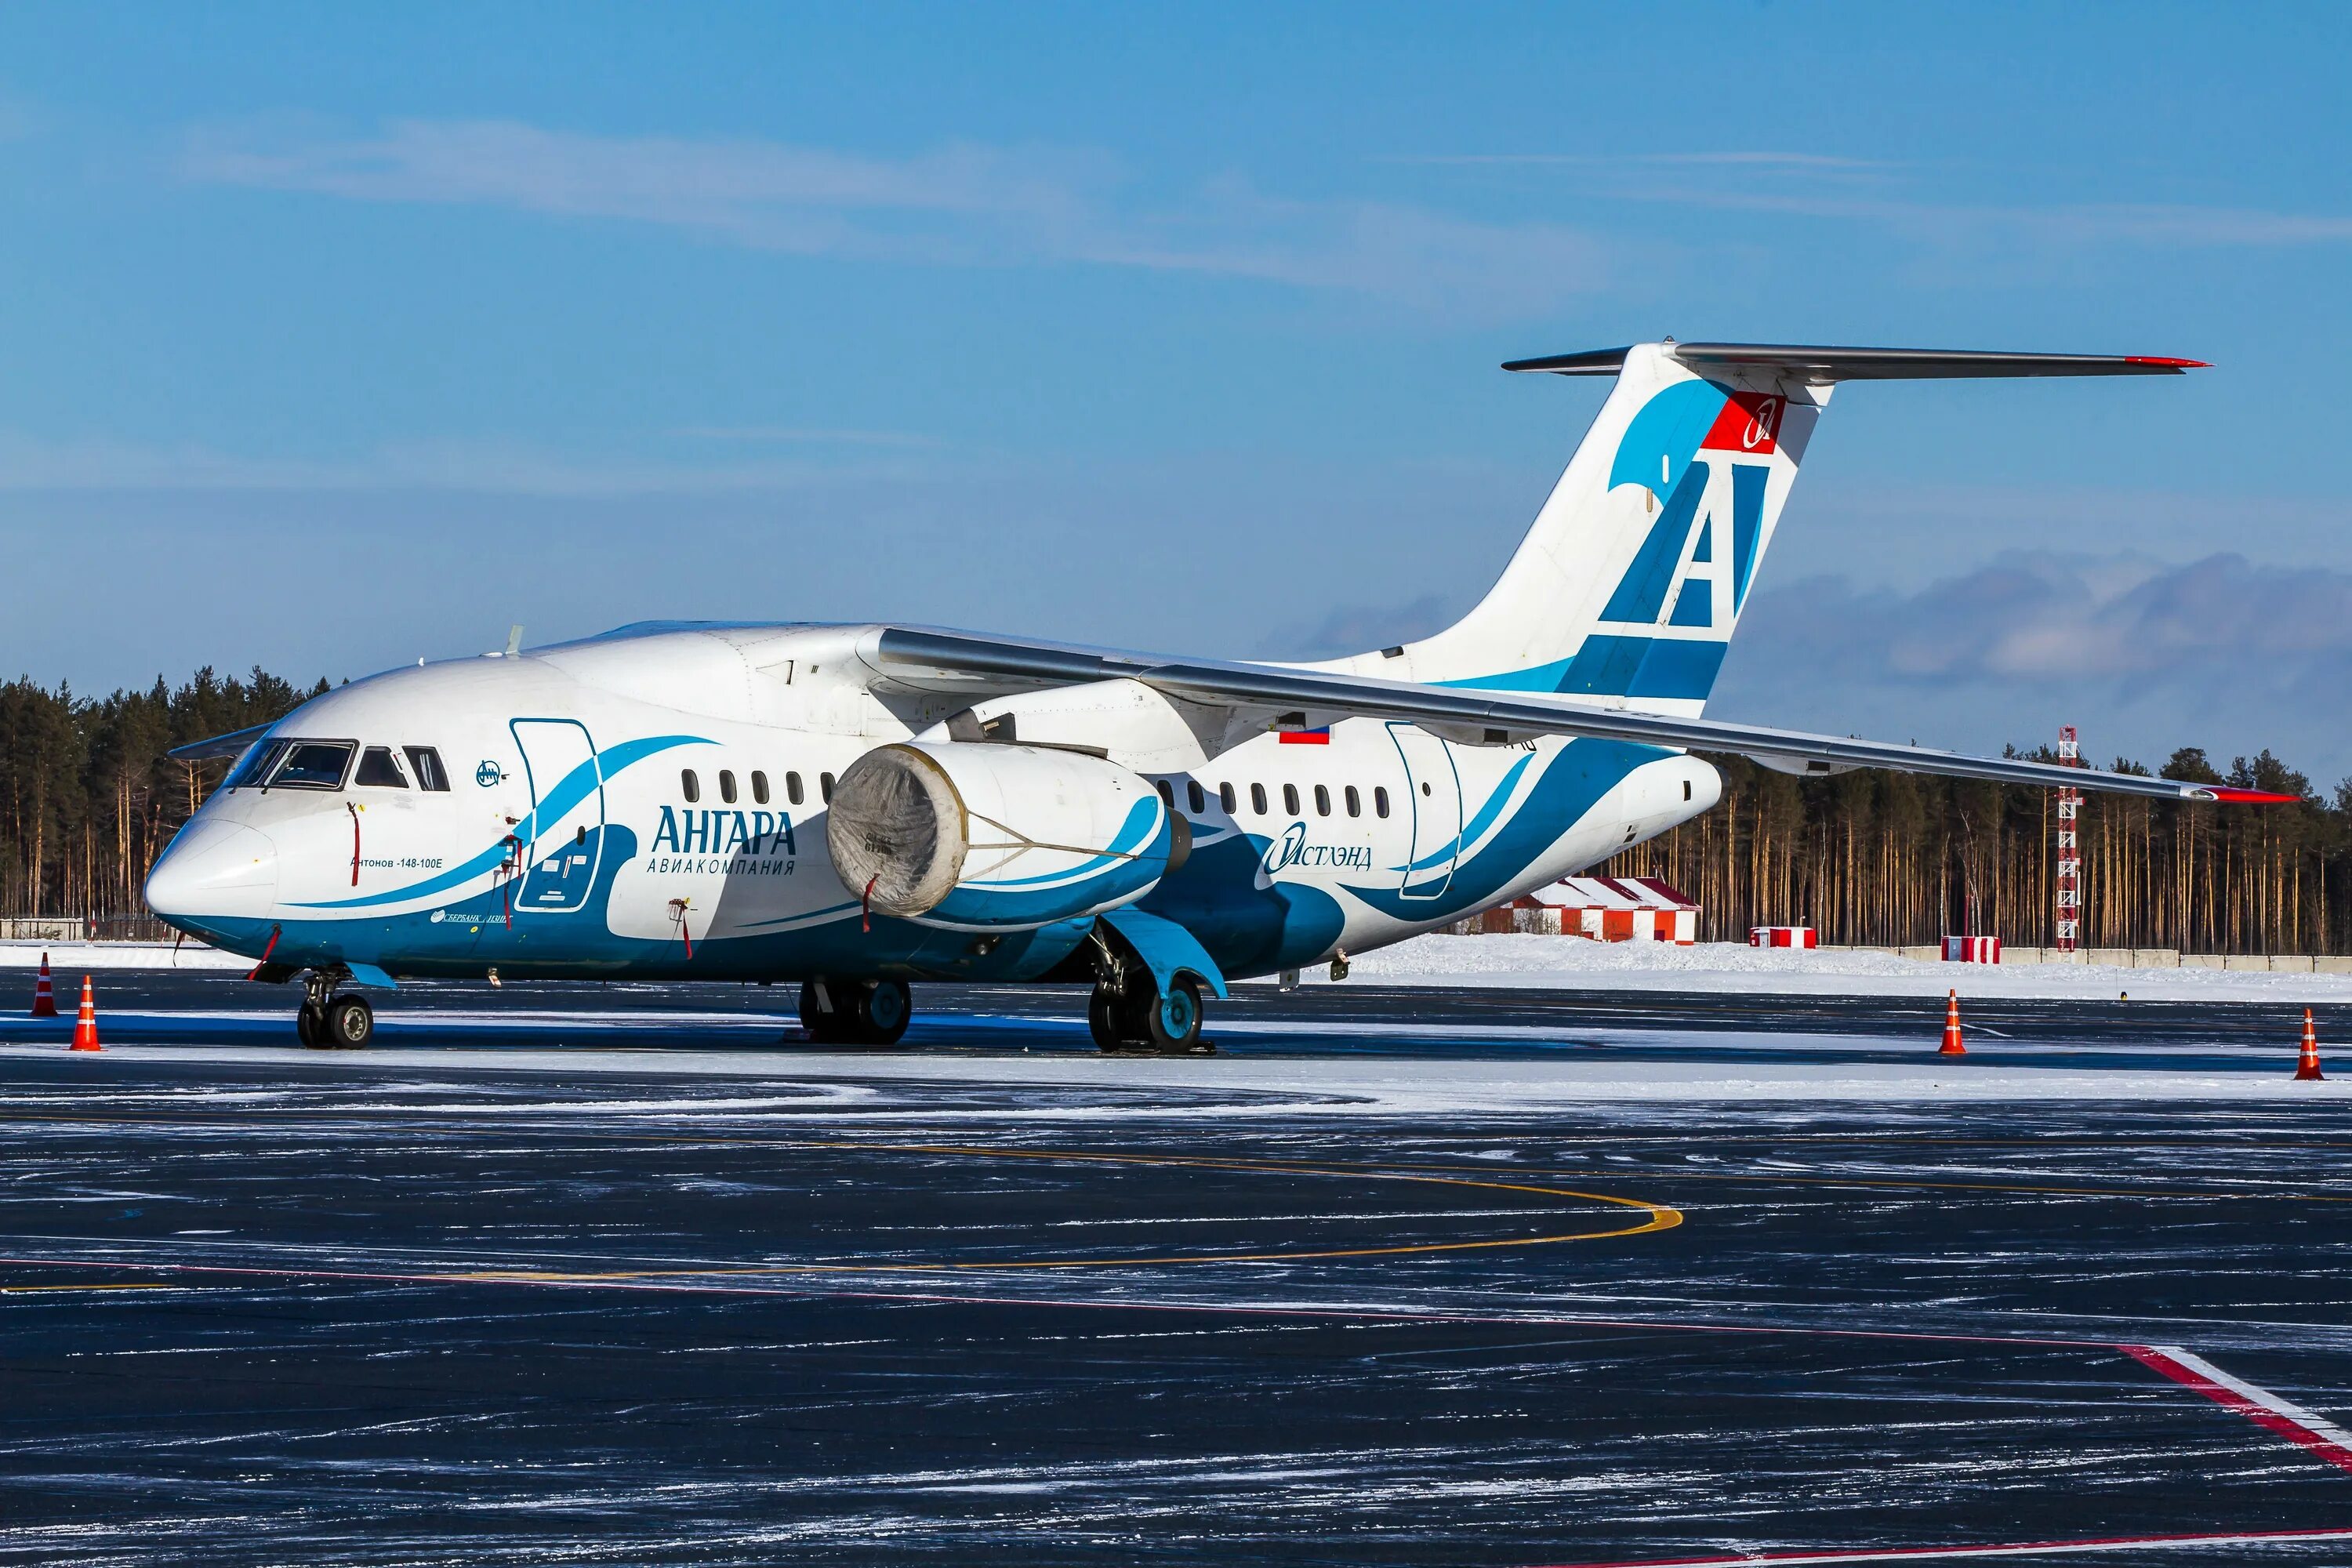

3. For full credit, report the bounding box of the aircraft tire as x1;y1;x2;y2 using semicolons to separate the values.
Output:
296;1002;323;1048
1088;986;1131;1053
852;979;912;1047
324;994;374;1048
798;980;851;1044
1131;975;1205;1055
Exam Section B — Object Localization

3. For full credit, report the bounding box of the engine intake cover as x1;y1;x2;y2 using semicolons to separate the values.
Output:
828;742;1175;929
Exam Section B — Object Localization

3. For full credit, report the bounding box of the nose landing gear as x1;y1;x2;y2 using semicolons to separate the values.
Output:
294;968;375;1049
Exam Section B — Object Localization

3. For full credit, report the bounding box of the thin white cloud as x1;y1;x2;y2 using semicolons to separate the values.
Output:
1624;183;2352;249
180;117;1613;313
1744;551;2352;684
667;426;941;448
1397;151;1894;172
1721;550;2352;782
1399;147;2352;251
0;428;960;496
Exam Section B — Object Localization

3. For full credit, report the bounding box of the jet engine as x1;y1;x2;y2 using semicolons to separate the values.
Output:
827;742;1183;930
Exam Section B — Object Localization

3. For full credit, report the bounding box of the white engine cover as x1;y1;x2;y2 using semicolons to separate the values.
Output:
827;742;1178;930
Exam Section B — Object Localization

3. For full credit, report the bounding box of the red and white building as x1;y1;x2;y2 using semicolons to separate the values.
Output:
1516;876;1699;943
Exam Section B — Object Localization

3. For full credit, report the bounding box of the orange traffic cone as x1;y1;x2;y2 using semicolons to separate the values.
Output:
29;952;56;1018
69;976;101;1053
2295;1009;2325;1081
1940;989;1966;1056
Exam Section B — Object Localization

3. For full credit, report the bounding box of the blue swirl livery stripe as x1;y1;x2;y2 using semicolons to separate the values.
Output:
1397;752;1535;873
292;733;710;910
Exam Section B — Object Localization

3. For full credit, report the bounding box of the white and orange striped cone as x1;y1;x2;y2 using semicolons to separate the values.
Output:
2295;1009;2325;1081
29;952;56;1018
1940;989;1965;1056
69;976;101;1053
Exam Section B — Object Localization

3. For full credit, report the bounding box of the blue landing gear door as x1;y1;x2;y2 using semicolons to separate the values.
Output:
510;719;604;914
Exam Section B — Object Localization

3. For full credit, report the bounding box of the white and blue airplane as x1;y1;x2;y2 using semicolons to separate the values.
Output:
146;340;2283;1052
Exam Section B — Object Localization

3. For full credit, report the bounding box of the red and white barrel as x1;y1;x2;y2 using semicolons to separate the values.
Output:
1942;935;2002;964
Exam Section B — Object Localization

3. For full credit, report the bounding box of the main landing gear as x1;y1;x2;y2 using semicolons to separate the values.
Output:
294;968;374;1049
1088;974;1208;1054
799;978;913;1047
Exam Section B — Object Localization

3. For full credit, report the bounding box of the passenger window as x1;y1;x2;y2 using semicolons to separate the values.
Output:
270;740;354;790
1345;785;1360;818
719;769;739;804
404;746;451;792
752;771;770;805
1186;780;1206;815
1155;779;1174;808
229;739;292;790
1279;783;1298;816
354;746;408;788
787;771;805;806
1313;785;1330;816
1250;783;1268;815
681;769;701;804
1219;782;1236;814
820;771;835;804
1374;786;1391;818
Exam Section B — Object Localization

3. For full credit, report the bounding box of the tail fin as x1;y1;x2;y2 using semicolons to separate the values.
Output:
1330;340;2201;716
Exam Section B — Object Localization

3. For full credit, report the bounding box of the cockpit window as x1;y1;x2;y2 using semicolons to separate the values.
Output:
226;738;292;790
268;740;355;790
354;746;408;788
404;746;451;792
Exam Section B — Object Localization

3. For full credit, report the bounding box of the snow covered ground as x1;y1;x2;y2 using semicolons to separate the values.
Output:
1283;934;2352;1004
12;932;2352;1004
0;939;245;971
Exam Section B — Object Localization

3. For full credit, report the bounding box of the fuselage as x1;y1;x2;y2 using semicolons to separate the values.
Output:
145;622;1719;985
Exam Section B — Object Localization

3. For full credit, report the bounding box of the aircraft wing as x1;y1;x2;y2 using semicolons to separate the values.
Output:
869;626;2292;804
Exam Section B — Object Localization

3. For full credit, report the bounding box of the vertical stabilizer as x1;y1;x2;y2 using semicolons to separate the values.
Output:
1319;339;2198;717
1334;341;1820;717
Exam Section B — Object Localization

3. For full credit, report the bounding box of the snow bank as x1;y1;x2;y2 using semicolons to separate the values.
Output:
0;939;244;971
1287;935;2352;1004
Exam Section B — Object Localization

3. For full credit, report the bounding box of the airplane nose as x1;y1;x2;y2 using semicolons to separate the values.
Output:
146;819;279;924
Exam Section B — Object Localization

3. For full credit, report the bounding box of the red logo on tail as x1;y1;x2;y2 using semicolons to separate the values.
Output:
1700;391;1782;456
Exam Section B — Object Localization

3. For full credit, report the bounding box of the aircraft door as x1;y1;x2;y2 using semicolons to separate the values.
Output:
510;718;604;914
1387;722;1462;901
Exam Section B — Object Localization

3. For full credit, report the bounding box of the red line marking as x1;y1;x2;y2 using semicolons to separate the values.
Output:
2125;1345;2352;1473
1530;1524;2352;1566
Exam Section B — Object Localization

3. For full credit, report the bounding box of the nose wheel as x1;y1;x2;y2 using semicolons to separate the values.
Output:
295;971;375;1048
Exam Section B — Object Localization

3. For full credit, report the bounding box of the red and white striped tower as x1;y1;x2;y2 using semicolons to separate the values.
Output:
2055;724;2082;953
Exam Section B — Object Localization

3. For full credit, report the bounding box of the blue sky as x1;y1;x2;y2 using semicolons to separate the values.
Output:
4;4;2351;779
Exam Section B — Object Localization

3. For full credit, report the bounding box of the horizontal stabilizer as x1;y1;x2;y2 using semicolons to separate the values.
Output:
1504;343;2208;380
